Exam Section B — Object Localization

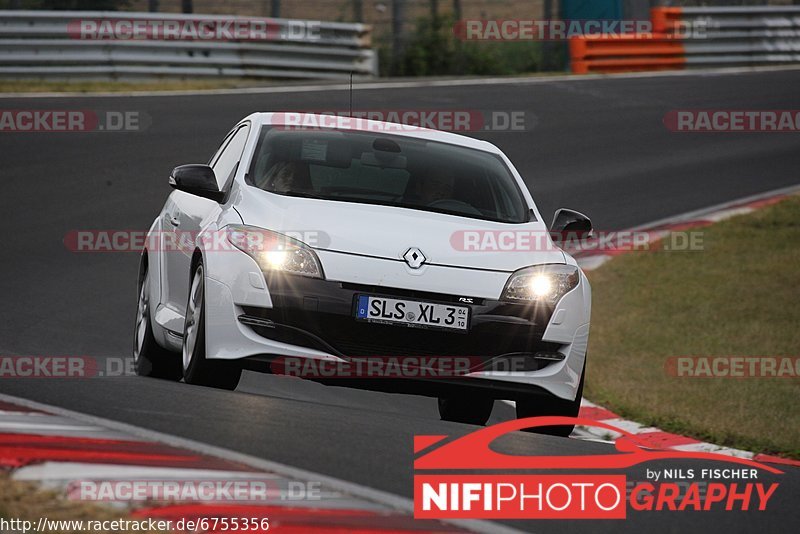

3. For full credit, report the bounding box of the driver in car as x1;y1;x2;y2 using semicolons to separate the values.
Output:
417;170;456;206
261;160;312;192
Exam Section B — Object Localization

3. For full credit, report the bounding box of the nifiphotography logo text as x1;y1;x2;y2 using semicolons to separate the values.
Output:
413;417;782;519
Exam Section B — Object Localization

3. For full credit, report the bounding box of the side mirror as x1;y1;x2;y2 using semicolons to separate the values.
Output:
550;208;593;241
169;164;224;202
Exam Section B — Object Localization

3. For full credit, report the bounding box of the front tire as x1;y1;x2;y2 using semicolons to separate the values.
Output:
133;261;182;381
515;363;585;437
182;260;242;390
438;395;494;426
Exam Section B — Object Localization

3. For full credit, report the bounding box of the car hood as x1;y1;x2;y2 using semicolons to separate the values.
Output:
234;189;564;272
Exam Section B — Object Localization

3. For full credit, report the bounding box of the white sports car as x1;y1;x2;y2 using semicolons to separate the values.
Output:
134;113;592;434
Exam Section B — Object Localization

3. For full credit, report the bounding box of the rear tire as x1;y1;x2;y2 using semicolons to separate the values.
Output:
515;362;585;437
438;395;494;426
182;260;242;390
133;259;182;381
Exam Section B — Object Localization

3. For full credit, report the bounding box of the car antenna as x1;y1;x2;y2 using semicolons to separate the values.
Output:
349;71;353;118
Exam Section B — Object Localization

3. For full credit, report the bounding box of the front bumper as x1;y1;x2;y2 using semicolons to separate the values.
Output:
244;273;559;361
202;248;590;401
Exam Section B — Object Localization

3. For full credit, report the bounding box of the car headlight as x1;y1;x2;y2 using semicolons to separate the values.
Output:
225;225;324;279
501;264;579;305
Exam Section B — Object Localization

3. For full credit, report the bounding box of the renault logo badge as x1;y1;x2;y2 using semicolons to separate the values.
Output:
403;247;427;269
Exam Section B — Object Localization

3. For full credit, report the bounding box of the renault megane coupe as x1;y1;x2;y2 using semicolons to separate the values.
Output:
133;113;592;434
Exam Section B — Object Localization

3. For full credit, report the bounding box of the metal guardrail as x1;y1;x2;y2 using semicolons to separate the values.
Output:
570;6;800;74
0;10;378;80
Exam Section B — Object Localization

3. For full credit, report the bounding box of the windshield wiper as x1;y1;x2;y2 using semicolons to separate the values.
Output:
275;190;326;200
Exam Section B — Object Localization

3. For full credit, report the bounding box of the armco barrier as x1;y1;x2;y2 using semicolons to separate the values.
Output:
570;6;800;74
0;10;377;80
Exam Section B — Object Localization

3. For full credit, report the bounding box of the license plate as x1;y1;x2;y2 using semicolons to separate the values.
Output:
355;295;469;331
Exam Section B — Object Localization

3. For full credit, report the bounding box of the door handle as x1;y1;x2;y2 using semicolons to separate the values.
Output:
167;215;180;227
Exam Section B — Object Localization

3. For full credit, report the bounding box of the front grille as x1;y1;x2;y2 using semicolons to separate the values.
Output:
241;276;555;363
326;327;480;358
339;283;485;306
242;307;557;361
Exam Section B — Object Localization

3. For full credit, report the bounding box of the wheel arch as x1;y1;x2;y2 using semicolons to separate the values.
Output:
191;247;205;276
138;245;171;351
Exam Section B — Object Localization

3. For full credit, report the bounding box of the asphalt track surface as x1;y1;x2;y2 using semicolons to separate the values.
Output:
1;68;799;533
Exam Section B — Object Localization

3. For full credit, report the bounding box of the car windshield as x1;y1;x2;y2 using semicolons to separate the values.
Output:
246;126;530;223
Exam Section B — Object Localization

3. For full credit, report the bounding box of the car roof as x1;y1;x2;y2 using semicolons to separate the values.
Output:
243;112;503;155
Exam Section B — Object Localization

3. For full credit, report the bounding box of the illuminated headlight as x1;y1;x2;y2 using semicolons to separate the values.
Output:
501;264;579;305
225;225;324;279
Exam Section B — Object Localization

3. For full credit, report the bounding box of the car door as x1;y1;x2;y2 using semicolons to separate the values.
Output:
162;124;251;324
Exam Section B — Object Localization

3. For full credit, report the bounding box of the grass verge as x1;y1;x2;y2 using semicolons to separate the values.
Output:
0;474;163;533
0;79;269;94
585;195;800;459
0;72;572;95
